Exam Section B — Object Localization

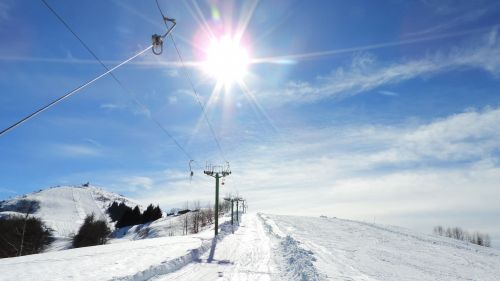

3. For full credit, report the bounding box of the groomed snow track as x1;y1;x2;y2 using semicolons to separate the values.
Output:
112;220;238;281
149;213;280;281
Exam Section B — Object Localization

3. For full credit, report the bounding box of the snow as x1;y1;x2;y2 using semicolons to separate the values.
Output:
150;213;279;281
111;215;189;241
279;235;321;281
1;207;500;280
261;214;500;281
0;185;140;238
0;234;206;281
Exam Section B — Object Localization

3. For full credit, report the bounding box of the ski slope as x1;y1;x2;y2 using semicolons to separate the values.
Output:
261;214;500;281
0;233;208;281
151;213;279;281
0;185;139;238
1;212;500;280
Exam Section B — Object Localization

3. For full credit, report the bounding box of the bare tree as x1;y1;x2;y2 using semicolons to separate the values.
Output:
190;201;201;234
200;209;208;228
206;203;214;224
183;201;189;235
484;234;491;247
0;214;52;258
17;200;38;256
433;225;492;247
168;219;174;236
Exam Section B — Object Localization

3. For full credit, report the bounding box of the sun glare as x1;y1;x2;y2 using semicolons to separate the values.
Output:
203;36;250;85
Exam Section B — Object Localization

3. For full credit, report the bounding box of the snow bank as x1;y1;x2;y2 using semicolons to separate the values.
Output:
0;235;202;281
259;213;323;281
280;235;321;281
110;240;212;281
117;219;237;281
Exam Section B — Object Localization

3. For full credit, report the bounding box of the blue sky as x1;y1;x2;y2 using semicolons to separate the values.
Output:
1;0;500;244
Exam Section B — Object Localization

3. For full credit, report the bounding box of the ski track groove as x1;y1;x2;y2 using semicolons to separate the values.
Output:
149;213;280;281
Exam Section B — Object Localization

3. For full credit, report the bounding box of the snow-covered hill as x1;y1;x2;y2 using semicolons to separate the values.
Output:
261;214;500;281
1;213;499;281
0;185;140;238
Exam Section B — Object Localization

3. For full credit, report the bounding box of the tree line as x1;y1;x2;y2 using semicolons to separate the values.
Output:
433;226;491;247
107;202;162;228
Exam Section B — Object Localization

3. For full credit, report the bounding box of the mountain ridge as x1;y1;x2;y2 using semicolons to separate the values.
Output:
0;184;140;238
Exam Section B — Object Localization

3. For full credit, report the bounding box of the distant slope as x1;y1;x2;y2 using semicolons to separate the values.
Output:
0;185;140;237
260;214;500;281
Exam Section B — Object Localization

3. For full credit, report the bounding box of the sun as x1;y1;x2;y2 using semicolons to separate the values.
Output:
202;35;250;85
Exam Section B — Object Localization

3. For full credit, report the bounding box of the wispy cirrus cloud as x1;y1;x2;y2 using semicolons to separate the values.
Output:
100;103;126;110
377;90;399;97
132;106;500;210
263;30;500;106
77;106;500;242
0;187;17;195
55;144;102;158
122;176;154;191
99;102;151;117
419;0;494;15
405;7;493;37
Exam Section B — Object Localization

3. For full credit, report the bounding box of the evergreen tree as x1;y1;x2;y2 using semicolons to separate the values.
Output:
131;206;142;225
153;205;162;220
73;214;111;248
116;207;133;228
114;203;162;228
142;204;155;223
107;202;130;222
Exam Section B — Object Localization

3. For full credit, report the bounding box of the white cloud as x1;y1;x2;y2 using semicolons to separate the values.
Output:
378;90;399;97
406;6;493;37
221;108;500;239
399;108;500;161
99;102;151;117
123;176;154;191
264;30;500;105
133;106;500;212
84;138;102;147
0;187;17;194
100;103;124;110
84;107;500;243
165;69;179;77
168;96;178;104
419;0;485;15
56;144;101;157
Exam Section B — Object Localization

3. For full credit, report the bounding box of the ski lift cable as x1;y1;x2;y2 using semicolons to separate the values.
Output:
0;44;152;137
155;0;228;164
169;33;228;163
38;0;194;161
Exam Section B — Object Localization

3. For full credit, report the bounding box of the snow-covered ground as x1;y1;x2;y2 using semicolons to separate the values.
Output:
0;233;208;281
1;212;500;280
0;185;139;238
261;214;500;281
151;213;279;281
111;214;191;242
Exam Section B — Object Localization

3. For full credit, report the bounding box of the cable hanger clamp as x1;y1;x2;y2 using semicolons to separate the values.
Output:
152;17;176;55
